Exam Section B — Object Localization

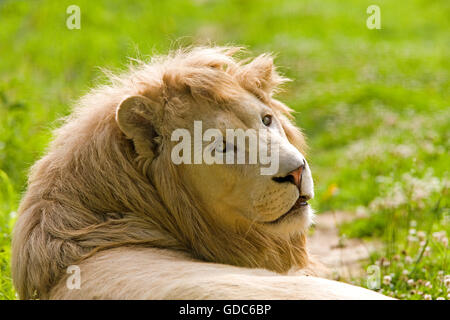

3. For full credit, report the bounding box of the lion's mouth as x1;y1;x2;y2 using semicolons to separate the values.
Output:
265;197;309;224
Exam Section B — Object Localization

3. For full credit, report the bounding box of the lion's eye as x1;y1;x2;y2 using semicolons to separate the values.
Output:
262;114;272;126
216;140;227;153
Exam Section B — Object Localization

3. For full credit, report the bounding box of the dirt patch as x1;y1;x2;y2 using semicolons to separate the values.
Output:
308;211;380;281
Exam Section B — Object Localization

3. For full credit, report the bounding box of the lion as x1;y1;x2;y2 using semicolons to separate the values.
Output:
11;46;388;299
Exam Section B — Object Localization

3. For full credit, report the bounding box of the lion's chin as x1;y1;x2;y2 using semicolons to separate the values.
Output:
265;197;310;224
263;201;315;235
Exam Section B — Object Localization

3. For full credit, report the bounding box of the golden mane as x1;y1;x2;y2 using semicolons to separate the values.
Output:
11;46;310;299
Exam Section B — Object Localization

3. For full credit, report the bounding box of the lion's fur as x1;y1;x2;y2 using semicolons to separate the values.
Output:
12;47;323;299
47;247;386;300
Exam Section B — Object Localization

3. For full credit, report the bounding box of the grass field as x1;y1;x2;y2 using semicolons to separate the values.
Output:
0;0;449;300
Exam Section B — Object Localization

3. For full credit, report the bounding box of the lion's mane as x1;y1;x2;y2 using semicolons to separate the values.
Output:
12;47;310;299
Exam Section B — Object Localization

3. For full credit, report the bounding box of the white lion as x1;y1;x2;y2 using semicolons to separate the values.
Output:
12;47;389;299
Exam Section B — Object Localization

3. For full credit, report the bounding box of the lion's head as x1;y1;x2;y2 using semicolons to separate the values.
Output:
12;47;315;299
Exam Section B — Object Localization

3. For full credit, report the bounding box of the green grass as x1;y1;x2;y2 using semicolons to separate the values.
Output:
0;0;448;299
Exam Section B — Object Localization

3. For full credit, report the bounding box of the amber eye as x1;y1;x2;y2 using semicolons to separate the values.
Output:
262;114;272;126
216;139;227;153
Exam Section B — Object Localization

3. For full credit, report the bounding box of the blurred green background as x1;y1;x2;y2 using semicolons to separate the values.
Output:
0;0;448;300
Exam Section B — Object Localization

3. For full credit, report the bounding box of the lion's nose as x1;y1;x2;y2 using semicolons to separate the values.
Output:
289;162;313;202
273;158;314;201
273;159;307;191
286;161;305;188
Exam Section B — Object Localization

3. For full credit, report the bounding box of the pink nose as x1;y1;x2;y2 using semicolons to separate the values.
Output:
287;162;305;187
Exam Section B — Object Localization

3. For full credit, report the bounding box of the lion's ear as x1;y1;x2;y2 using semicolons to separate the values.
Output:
116;95;161;158
237;54;289;99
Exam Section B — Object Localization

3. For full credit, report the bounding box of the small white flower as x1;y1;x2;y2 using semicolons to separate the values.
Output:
356;206;367;217
394;144;415;158
417;231;426;240
383;275;392;285
432;231;446;241
436;297;445;300
402;269;409;276
407;279;415;286
424;294;432;300
444;276;450;288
